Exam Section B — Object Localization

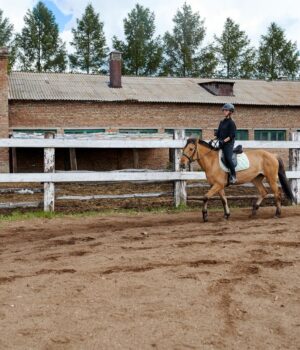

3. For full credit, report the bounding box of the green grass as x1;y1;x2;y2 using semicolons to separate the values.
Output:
0;203;230;223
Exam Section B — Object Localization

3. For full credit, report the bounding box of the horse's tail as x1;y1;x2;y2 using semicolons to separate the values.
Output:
278;157;296;203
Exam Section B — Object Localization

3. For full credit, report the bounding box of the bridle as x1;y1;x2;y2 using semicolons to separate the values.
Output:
182;144;199;163
182;139;217;165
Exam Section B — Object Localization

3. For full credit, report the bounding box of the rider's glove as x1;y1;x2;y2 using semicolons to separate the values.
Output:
218;139;225;148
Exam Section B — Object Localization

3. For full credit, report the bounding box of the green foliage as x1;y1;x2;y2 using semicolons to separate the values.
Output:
0;9;13;46
0;9;15;70
16;1;67;72
69;3;108;74
112;3;163;76
161;2;215;77
257;22;300;80
214;18;256;78
194;45;218;78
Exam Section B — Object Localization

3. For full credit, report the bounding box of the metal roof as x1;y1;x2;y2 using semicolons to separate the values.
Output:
8;72;300;106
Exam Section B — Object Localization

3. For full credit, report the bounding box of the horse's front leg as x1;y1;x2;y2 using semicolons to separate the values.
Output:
219;189;230;219
202;183;223;222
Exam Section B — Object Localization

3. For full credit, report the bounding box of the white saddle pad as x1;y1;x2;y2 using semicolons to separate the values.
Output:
219;150;250;173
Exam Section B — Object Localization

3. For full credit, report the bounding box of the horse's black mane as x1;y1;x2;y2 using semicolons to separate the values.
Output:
186;138;218;151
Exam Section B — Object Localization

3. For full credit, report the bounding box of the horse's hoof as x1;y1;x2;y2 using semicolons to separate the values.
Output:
224;213;230;220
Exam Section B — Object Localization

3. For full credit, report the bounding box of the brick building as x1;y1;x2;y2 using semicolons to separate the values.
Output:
1;48;300;173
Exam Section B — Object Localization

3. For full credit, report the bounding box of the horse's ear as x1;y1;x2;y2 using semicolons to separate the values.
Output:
187;138;196;145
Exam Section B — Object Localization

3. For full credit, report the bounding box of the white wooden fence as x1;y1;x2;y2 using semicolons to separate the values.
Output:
1;131;300;211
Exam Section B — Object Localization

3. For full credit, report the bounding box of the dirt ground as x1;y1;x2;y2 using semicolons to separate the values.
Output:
0;206;299;350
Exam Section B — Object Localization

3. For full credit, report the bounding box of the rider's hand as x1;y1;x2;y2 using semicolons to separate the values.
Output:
218;139;225;148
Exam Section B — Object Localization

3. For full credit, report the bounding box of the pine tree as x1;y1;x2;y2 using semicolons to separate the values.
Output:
69;3;108;74
162;2;213;77
0;9;16;70
112;4;163;76
257;22;300;80
214;18;256;78
16;1;67;72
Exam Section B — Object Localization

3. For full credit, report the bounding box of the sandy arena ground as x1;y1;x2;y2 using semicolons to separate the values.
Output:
0;206;299;350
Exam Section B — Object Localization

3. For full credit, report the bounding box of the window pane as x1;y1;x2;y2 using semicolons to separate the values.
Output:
278;131;286;141
119;129;158;134
185;129;202;138
254;130;286;141
236;130;249;140
13;129;57;134
271;131;277;141
165;129;174;135
64;129;105;134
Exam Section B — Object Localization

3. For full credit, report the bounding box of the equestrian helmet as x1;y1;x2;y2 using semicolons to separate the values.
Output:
222;103;235;112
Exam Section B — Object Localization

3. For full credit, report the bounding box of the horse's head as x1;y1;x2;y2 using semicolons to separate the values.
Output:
180;138;199;170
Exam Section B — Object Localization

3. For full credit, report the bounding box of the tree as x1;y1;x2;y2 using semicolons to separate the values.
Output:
0;9;16;70
193;45;218;78
0;9;13;47
214;18;256;78
69;3;108;74
112;4;163;76
257;22;299;80
162;2;213;77
16;1;67;72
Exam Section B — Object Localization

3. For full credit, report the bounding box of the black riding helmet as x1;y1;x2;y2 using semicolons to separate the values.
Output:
222;103;235;112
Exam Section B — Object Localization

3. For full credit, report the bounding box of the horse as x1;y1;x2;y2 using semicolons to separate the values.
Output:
180;138;295;222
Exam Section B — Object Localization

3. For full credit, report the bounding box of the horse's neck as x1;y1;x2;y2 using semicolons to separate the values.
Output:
197;144;218;172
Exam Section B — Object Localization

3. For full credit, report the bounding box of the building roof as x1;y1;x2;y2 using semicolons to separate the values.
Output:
8;71;300;106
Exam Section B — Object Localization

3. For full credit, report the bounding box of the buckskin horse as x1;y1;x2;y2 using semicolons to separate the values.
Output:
180;138;295;222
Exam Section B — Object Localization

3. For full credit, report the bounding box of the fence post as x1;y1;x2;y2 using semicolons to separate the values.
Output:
44;132;55;212
69;148;78;171
289;131;300;204
173;129;186;207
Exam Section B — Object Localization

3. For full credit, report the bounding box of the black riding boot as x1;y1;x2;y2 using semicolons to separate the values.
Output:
222;143;236;184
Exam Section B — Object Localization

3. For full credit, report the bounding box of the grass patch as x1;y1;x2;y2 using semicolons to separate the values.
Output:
0;204;221;223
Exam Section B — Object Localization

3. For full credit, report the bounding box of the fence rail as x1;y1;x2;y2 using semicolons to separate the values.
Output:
3;138;300;149
2;130;300;211
0;170;299;183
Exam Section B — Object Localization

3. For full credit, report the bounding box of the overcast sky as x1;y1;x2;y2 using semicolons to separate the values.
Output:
0;0;299;52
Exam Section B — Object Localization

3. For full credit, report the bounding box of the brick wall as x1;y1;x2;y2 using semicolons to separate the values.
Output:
8;100;300;171
0;48;9;172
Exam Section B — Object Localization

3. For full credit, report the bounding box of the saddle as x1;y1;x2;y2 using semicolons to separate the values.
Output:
221;145;243;168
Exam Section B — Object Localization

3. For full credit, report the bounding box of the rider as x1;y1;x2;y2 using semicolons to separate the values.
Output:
215;103;237;185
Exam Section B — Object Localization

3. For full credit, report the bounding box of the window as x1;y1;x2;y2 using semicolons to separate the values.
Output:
236;130;249;140
64;129;105;134
185;129;202;138
254;130;286;141
119;129;158;134
165;129;174;135
214;129;248;140
164;129;202;138
13;129;57;134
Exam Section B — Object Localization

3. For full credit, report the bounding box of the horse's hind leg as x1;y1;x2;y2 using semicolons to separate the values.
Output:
219;189;230;219
202;183;223;222
251;175;268;217
267;176;282;218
